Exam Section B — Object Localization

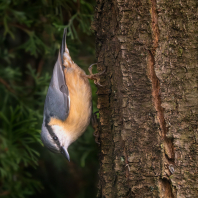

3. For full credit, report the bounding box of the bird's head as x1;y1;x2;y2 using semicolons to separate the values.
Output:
41;122;70;161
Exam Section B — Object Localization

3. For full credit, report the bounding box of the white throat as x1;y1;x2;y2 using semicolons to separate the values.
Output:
51;125;71;148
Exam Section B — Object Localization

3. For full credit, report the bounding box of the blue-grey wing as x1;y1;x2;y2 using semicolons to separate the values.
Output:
44;54;69;123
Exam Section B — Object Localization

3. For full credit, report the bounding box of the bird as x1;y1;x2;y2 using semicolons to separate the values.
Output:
41;28;104;161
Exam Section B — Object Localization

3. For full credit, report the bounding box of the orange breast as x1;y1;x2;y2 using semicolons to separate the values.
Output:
49;65;92;143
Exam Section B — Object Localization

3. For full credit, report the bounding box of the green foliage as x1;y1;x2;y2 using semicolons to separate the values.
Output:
0;0;98;197
0;107;42;197
0;65;49;197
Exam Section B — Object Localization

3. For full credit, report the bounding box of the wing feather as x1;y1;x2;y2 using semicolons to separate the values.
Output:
44;55;69;122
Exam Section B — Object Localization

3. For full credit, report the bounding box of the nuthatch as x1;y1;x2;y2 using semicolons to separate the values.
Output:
41;29;104;161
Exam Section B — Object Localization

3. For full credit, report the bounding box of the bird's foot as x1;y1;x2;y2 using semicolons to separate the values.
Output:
85;63;106;86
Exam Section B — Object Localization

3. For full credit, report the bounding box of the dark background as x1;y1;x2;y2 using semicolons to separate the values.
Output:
0;0;99;197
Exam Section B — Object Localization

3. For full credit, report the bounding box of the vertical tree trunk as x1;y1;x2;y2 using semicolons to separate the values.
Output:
94;0;198;197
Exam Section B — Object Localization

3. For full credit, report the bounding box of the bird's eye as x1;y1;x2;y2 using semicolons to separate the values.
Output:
53;136;58;140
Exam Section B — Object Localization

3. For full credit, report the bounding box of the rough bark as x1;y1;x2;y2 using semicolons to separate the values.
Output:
93;0;198;197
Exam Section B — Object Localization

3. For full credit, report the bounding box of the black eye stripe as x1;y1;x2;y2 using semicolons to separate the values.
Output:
45;123;61;148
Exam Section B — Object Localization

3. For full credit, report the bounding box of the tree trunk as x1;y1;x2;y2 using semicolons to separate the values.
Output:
93;0;198;197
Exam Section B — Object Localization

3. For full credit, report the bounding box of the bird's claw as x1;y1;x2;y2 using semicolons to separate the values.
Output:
85;63;106;86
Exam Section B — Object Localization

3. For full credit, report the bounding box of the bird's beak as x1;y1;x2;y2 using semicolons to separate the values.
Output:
61;146;70;161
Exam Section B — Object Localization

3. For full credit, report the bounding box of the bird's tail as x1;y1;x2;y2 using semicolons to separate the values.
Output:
60;28;67;66
60;28;73;68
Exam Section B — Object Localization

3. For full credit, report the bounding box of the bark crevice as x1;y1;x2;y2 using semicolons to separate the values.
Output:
159;179;174;198
147;0;175;197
